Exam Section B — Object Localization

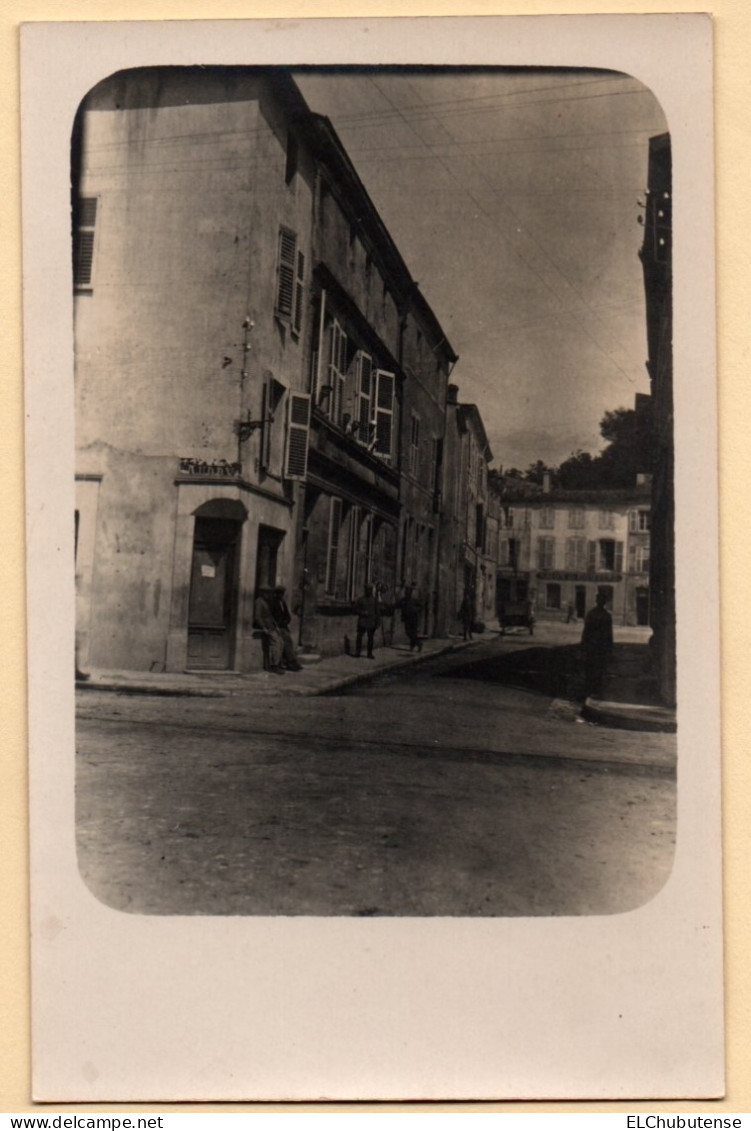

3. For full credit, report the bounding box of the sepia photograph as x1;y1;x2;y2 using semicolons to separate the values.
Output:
23;15;721;1102
72;63;675;919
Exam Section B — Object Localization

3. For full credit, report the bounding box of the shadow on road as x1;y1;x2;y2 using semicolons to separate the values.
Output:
445;642;663;705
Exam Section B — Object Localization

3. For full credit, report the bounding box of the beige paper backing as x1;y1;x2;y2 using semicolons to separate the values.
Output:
3;1;743;1113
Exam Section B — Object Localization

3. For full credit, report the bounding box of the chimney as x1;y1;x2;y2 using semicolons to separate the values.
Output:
542;471;551;494
446;384;459;406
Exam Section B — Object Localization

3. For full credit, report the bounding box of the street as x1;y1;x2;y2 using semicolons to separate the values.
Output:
76;631;677;918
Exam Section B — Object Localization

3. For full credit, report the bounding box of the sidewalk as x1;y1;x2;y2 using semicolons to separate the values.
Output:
75;634;480;700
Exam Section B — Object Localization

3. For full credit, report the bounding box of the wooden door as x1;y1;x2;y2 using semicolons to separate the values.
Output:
187;518;239;670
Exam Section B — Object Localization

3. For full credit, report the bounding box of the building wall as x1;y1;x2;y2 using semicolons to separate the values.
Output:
495;493;651;627
74;68;458;670
439;395;495;634
74;70;313;672
397;308;449;637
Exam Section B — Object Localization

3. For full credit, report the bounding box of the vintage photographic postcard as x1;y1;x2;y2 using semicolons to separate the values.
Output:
22;14;721;1101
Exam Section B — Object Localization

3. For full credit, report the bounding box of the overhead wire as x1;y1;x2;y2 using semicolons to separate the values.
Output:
362;73;648;389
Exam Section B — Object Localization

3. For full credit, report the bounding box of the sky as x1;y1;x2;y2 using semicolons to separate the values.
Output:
295;68;668;472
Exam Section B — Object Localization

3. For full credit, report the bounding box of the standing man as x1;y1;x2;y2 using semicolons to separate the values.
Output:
398;585;423;652
253;588;285;674
458;587;475;641
354;583;380;659
269;584;303;672
581;591;613;700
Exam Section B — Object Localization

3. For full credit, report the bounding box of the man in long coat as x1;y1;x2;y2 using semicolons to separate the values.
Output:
581;591;614;699
354;583;380;659
253;588;285;674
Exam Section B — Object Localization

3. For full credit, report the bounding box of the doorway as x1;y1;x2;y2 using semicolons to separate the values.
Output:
187;516;241;670
636;586;650;626
575;585;587;619
255;524;286;592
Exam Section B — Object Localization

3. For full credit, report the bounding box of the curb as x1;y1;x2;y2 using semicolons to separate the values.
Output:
298;638;479;697
75;639;480;700
582;697;677;733
76;680;230;698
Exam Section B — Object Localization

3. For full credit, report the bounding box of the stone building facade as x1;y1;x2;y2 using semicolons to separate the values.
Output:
73;67;456;673
492;484;652;627
440;388;497;634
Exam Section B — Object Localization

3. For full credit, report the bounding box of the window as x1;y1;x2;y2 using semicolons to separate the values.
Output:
546;583;562;610
565;537;587;570
597;539;624;572
432;437;443;500
74;197;98;289
568;506;585;529
539;507;555;529
598;509;615;530
629;509;651;532
502;538;519;569
259;375;286;473
373;370;395;459
409;414;420;475
355;351;373;438
537;536;555;570
325;497;343;595
275;227;305;334
475;503;485;550
346;506;361;601
629;544;651;573
283;392;311;480
327;320;348;424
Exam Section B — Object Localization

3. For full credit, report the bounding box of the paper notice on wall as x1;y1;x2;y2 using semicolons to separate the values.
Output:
201;565;215;579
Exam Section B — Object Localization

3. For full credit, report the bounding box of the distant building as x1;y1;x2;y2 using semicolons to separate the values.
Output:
491;482;652;627
441;387;496;632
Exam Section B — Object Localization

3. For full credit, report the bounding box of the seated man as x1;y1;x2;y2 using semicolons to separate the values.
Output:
269;585;303;671
253;588;285;674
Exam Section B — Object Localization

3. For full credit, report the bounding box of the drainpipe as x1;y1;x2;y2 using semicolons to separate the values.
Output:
297;524;310;648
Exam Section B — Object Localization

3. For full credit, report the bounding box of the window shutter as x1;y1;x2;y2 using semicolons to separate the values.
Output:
565;539;574;569
357;352;372;433
587;540;597;572
284;392;311;480
293;251;305;334
276;228;296;317
373;369;395;458
325;497;343;594
260;378;272;470
74;197;98;288
312;290;326;402
628;509;637;533
537;537;544;569
615;541;624;573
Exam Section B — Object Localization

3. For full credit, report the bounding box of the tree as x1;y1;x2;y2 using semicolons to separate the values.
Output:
524;459;556;487
556;450;599;490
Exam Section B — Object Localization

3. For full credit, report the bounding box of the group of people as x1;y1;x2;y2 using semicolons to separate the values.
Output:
350;584;424;658
255;579;614;698
253;585;302;675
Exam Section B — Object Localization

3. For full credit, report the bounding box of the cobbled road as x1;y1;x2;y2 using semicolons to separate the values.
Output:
76;641;677;917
